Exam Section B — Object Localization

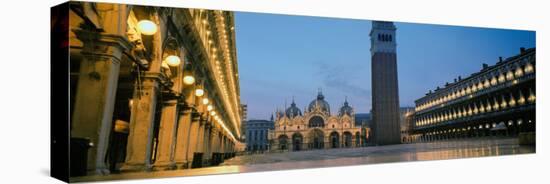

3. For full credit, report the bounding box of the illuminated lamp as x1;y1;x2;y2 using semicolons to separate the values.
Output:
183;75;195;85
195;88;204;97
164;55;181;67
137;20;157;35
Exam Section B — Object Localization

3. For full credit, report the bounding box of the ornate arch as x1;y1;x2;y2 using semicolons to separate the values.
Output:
343;131;353;148
329;131;340;148
308;115;325;128
308;128;325;149
291;132;304;151
278;134;289;150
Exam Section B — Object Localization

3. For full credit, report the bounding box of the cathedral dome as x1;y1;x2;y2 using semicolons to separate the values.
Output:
308;91;330;114
338;98;353;116
285;100;302;118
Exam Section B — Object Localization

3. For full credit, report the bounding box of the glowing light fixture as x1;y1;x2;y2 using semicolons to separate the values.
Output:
195;88;204;97
210;111;216;116
183;75;195;85
164;55;181;67
207;104;213;111
202;98;210;105
137;20;158;35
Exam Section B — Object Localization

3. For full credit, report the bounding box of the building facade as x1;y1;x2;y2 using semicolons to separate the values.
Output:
269;92;369;151
245;120;275;152
240;104;248;137
354;113;372;145
411;48;536;142
399;107;415;143
370;21;401;145
67;1;243;175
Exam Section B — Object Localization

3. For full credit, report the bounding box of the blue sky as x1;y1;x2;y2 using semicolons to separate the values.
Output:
234;12;535;120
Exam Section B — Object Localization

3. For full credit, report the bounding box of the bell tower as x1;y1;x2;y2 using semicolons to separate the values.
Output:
370;21;401;145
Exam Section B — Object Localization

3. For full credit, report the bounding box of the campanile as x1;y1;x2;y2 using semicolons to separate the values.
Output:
370;21;401;145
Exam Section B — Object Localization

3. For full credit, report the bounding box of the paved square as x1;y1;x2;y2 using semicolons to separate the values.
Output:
72;138;534;182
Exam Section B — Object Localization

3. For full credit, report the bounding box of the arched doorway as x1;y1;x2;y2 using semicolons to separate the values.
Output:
343;132;352;148
329;131;340;148
355;132;361;146
309;129;324;149
292;133;303;151
278;135;288;150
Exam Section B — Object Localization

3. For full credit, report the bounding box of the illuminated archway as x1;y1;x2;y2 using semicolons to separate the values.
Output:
278;135;289;150
329;131;340;148
343;131;352;148
292;133;303;151
309;129;325;149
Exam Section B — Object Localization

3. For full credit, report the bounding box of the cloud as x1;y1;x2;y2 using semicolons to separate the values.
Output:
316;61;371;97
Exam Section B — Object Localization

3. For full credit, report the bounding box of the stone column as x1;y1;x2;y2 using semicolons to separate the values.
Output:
121;74;160;172
203;123;213;162
209;128;216;155
196;121;206;154
174;107;192;168
71;30;131;175
153;100;179;170
185;116;200;166
121;11;163;171
221;135;226;153
215;128;221;153
221;136;226;153
208;126;218;163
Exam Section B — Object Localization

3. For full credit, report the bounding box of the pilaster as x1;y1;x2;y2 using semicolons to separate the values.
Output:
153;99;179;170
71;30;131;175
120;73;161;172
174;105;192;168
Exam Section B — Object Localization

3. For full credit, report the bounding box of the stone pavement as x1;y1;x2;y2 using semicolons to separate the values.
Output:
71;138;534;182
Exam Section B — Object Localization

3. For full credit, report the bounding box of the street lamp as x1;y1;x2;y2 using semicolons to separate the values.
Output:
164;55;181;67
195;88;204;97
207;104;213;111
137;20;158;35
183;75;195;85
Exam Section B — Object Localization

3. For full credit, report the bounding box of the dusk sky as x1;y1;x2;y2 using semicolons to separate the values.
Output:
234;12;535;120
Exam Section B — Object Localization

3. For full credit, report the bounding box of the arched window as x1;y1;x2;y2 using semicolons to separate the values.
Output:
309;116;325;128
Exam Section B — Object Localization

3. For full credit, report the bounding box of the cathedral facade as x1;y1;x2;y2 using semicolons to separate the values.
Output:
269;92;369;151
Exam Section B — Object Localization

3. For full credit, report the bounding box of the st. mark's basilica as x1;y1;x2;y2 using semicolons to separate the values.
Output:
269;91;369;151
